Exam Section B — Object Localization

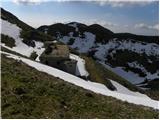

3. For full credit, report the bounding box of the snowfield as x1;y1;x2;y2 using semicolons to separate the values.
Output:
1;19;45;59
100;62;158;84
110;79;147;97
1;51;159;109
127;61;158;81
69;53;89;77
95;39;158;58
60;33;158;84
2;18;158;86
100;62;147;84
61;32;96;53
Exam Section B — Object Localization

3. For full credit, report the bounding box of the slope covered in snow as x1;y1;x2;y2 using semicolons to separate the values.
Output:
60;32;96;53
100;62;147;84
1;51;158;109
59;32;158;85
110;79;147;97
1;19;45;59
44;22;157;86
69;54;89;77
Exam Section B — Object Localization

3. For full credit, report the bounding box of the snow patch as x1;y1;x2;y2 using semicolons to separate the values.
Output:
69;54;89;77
1;19;45;59
95;40;158;60
61;32;96;53
110;79;148;98
100;62;145;84
128;62;158;81
1;51;158;110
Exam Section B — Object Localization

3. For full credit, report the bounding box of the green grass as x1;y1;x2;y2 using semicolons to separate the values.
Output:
82;55;141;92
82;56;116;90
82;55;158;100
1;54;158;119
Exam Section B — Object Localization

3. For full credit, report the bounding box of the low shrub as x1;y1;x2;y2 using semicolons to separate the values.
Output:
30;52;38;60
1;34;16;48
67;38;75;45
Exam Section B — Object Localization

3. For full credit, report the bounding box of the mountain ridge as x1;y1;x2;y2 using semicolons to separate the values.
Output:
0;7;159;119
1;7;158;87
38;22;158;44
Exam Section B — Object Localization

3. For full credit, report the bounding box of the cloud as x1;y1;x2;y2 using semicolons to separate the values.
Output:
101;21;118;27
12;0;72;5
12;0;155;6
124;25;129;28
12;0;46;5
82;19;118;28
12;0;68;5
94;0;155;7
135;23;159;31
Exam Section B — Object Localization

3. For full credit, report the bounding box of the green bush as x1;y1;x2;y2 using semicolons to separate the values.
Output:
30;52;38;60
1;34;16;48
20;30;53;47
67;38;75;45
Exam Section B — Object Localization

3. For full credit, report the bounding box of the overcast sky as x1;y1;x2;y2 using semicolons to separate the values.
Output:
1;0;159;35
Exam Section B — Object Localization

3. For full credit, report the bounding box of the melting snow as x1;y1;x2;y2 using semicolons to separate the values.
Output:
60;33;159;84
95;40;158;60
100;62;145;84
1;51;159;109
69;54;89;77
61;32;96;53
128;61;158;81
1;19;45;59
110;79;148;98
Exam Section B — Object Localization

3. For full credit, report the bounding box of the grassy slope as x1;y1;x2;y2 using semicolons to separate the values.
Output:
1;54;158;119
82;55;141;92
2;46;159;100
82;55;159;100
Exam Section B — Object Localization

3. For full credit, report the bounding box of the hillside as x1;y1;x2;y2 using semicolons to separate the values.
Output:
1;7;159;119
1;8;54;47
38;22;159;90
1;54;158;119
0;7;143;92
38;22;158;44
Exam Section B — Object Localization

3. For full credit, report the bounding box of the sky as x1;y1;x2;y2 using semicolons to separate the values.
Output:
1;0;159;35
